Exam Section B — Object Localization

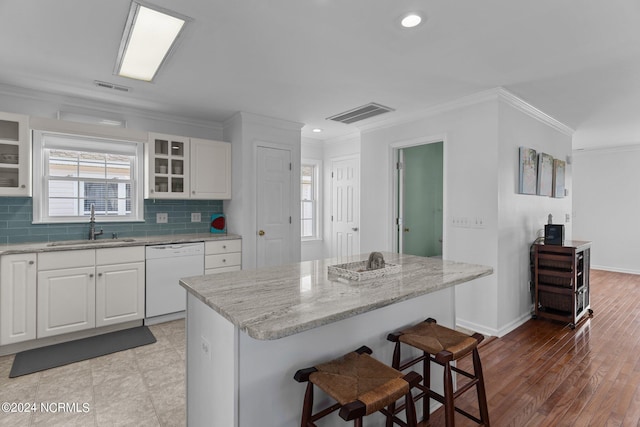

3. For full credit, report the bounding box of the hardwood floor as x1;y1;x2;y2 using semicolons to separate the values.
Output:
425;269;640;427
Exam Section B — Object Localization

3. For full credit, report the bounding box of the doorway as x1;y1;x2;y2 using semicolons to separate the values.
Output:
396;142;443;257
331;156;360;258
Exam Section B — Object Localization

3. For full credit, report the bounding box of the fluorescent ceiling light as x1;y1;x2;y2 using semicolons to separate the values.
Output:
115;2;188;82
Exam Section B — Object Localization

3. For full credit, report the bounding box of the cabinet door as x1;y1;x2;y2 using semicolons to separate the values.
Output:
0;253;37;345
0;112;31;197
37;267;95;338
190;138;231;199
95;262;145;327
146;133;190;199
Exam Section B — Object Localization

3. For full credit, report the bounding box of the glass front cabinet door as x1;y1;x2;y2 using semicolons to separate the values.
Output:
146;133;190;199
0;112;31;197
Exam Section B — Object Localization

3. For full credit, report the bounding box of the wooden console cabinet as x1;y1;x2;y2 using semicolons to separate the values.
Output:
533;241;592;329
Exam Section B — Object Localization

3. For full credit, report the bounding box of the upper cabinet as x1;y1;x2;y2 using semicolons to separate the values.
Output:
190;138;231;199
146;133;231;200
0;112;31;197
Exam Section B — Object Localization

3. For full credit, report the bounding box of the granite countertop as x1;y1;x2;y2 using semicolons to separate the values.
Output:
0;233;241;255
179;252;493;341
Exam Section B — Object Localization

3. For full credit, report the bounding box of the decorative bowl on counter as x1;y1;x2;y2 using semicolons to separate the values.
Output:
0;153;18;164
328;261;401;281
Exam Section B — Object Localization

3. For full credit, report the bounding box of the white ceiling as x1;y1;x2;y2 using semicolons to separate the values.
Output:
1;0;639;148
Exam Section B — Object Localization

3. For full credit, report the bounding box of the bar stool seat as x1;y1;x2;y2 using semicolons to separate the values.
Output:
387;318;490;427
294;345;422;426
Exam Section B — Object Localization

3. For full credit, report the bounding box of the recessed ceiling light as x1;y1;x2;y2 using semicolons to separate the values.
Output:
115;2;190;82
400;13;423;28
312;128;323;133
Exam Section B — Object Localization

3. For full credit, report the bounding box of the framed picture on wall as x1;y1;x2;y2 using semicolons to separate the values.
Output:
553;159;566;198
537;152;554;196
518;147;537;194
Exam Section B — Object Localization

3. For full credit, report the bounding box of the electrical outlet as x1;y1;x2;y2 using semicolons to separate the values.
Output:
201;336;211;360
191;212;201;222
156;213;168;224
565;213;570;223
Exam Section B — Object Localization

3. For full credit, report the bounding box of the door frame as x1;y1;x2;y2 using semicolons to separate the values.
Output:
389;134;448;258
253;140;299;266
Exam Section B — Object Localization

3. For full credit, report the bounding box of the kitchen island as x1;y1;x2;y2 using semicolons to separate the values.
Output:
179;252;492;427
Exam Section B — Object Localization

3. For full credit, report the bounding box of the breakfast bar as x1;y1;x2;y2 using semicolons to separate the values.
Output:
179;252;492;427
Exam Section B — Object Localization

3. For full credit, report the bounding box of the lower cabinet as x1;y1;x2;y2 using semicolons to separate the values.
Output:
0;253;37;345
205;239;242;274
95;247;145;327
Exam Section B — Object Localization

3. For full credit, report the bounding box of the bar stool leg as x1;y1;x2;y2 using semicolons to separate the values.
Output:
473;348;490;426
405;390;418;427
443;361;455;427
423;350;430;422
354;418;363;427
301;382;313;427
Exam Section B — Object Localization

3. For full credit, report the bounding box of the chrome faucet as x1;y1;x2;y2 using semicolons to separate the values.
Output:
88;203;104;240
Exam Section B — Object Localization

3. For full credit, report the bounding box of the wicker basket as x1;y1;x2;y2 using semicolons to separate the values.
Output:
539;291;572;312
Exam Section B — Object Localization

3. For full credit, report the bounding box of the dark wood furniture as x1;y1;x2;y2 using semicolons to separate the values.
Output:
387;318;490;427
293;346;421;427
533;241;592;329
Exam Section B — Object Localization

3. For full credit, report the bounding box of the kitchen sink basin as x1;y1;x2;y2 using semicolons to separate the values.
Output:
47;238;136;247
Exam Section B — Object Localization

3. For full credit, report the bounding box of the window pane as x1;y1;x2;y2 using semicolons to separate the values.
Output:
49;198;81;217
49;150;79;177
106;154;132;180
301;201;314;219
302;219;313;237
301;183;313;200
78;153;106;179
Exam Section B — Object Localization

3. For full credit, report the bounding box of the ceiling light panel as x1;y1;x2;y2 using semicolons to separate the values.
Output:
115;2;189;82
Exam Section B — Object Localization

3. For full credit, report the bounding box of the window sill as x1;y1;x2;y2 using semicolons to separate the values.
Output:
33;218;146;225
301;237;323;243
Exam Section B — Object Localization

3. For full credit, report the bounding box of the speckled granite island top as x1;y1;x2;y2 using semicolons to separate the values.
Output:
179;252;493;340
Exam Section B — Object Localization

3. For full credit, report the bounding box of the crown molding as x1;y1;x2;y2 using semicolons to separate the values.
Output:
322;130;362;146
231;111;304;131
357;87;574;137
573;143;640;155
496;88;574;136
0;82;224;133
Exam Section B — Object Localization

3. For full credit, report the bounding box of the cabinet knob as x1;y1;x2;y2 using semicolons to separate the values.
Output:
222;245;226;249
28;260;34;265
258;230;265;236
192;190;196;194
89;273;94;278
222;259;226;263
150;189;154;193
20;184;25;188
98;273;103;277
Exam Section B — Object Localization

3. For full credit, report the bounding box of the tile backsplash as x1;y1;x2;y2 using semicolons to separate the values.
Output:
0;198;223;244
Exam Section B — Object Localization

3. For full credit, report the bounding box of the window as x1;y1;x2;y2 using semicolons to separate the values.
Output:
301;161;321;239
33;131;144;223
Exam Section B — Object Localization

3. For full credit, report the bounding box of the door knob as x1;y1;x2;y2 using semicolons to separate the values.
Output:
258;230;265;236
352;227;359;231
404;228;410;232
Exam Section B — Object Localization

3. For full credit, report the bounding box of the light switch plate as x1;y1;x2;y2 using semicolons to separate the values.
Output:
156;213;168;224
191;213;201;222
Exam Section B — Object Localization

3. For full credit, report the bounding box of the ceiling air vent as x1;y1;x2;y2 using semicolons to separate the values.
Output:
327;102;395;124
94;80;132;93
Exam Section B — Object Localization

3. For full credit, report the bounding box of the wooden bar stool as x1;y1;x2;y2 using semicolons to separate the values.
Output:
294;345;422;426
387;318;490;427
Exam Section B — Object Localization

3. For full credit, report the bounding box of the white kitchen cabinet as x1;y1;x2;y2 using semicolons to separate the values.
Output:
95;247;145;327
146;133;190;199
205;240;242;275
145;133;231;200
0;253;37;345
190;138;231;199
0;111;31;197
37;250;96;338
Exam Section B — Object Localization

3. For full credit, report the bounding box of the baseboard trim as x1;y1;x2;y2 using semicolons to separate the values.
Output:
591;265;640;275
457;311;532;339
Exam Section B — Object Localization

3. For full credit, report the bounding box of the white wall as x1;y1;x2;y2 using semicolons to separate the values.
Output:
360;100;501;334
358;91;573;336
496;100;573;331
573;146;640;274
224;112;303;269
0;84;223;140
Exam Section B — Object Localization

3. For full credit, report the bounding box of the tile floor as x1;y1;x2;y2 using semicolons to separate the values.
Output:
0;320;186;427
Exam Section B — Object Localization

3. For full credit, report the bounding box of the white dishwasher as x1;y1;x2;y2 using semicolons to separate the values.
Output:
145;242;204;321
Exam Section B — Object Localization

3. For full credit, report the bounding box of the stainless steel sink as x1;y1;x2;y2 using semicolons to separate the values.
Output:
47;238;136;247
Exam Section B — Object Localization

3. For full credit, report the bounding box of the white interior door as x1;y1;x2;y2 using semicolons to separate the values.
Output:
331;157;360;258
256;146;292;268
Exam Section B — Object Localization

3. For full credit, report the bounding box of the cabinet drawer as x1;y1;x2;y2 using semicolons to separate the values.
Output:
96;246;145;265
38;249;95;270
205;252;241;269
205;239;241;255
205;265;241;275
